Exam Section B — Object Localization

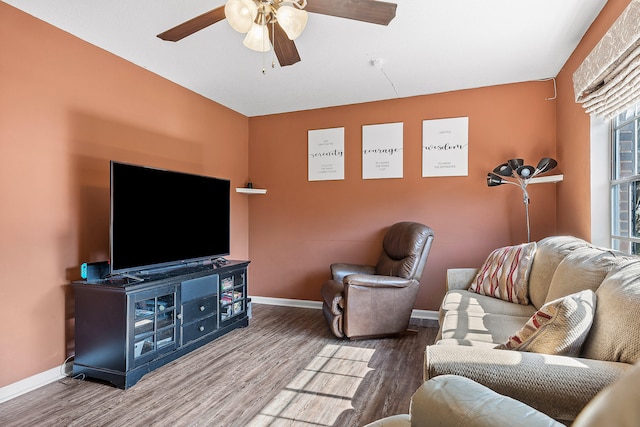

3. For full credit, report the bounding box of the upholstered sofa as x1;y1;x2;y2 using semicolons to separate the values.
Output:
424;236;640;422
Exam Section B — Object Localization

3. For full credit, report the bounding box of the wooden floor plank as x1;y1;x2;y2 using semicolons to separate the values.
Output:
0;304;438;427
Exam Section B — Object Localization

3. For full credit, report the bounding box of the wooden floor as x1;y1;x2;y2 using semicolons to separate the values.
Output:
0;304;438;427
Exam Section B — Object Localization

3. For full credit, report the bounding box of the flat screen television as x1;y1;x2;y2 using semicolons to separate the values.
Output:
110;161;230;275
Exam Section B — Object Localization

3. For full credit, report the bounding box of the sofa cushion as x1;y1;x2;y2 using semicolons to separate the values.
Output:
544;247;630;303
441;290;537;319
582;259;640;364
528;236;591;309
469;242;537;305
495;290;596;356
440;312;530;344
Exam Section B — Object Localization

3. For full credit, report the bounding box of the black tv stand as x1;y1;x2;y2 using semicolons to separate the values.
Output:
72;260;250;389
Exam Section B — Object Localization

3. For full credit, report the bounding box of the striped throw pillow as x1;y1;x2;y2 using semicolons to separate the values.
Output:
469;242;537;305
496;289;596;355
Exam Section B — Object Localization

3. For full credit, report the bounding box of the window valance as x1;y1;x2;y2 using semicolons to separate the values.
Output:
573;0;640;119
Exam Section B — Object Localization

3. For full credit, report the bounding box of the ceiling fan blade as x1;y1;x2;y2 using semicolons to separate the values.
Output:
269;24;301;67
157;6;226;42
305;0;397;26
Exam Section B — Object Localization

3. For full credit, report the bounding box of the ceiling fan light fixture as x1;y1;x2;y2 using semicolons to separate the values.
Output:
276;5;308;40
157;0;398;69
243;22;271;52
225;0;258;33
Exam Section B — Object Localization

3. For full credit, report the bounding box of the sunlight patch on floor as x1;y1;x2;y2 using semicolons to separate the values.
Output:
246;344;375;426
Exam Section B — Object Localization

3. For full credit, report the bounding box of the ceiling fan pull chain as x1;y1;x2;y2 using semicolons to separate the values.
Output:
271;21;276;69
261;19;269;74
261;28;266;74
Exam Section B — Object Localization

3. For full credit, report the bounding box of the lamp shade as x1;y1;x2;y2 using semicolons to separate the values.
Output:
276;5;308;40
536;157;557;174
508;158;524;170
516;165;536;178
493;163;513;177
487;173;504;187
243;22;271;52
225;0;258;33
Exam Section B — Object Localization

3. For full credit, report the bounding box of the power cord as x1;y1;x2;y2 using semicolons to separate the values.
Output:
370;57;400;98
59;354;85;381
60;354;74;377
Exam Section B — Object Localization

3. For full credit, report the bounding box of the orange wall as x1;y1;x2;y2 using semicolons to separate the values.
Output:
1;0;630;389
248;82;558;311
556;0;632;239
0;3;249;387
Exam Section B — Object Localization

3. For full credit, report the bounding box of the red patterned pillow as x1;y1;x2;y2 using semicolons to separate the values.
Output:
496;289;596;355
469;242;537;305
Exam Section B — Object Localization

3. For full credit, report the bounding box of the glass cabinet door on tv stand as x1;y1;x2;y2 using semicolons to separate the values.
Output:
220;269;246;323
131;285;179;365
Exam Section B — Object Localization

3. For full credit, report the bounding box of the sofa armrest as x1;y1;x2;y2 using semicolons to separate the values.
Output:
425;345;631;421
345;274;416;289
446;268;478;291
409;375;562;427
331;263;376;282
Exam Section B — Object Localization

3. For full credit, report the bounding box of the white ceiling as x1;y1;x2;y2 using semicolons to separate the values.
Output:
4;0;607;117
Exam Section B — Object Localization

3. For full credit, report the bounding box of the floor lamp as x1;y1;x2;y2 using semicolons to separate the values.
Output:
487;157;558;242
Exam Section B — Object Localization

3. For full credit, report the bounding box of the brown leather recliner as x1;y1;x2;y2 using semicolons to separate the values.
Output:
321;222;435;339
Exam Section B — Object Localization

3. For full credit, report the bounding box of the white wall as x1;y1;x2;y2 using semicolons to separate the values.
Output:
590;114;611;247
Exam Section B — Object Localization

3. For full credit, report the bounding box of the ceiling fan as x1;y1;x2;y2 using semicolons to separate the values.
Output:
157;0;398;67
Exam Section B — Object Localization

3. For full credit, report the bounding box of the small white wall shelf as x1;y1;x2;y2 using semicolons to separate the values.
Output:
529;174;564;184
236;188;267;194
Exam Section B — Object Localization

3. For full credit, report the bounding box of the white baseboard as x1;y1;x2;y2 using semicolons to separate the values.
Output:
410;308;440;321
0;363;70;404
249;296;439;321
249;296;323;310
1;298;438;403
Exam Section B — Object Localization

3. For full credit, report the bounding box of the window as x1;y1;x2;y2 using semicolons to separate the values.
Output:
611;102;640;254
